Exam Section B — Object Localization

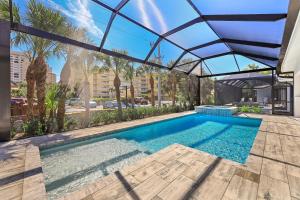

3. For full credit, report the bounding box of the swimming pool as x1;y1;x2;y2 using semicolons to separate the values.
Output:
41;114;261;199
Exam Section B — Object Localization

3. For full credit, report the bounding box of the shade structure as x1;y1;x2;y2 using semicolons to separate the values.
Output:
10;0;292;76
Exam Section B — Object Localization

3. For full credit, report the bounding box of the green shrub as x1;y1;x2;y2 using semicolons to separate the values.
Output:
92;97;112;105
251;106;262;113
90;112;102;126
239;105;262;114
23;118;44;136
46;105;188;133
101;111;117;124
64;117;79;131
239;105;251;113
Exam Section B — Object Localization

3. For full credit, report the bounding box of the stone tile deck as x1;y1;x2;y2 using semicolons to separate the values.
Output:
1;112;300;200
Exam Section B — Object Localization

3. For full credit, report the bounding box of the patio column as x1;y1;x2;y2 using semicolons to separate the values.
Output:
295;71;300;117
0;21;11;141
271;69;275;115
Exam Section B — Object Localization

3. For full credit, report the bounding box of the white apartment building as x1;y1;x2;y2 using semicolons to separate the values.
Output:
281;12;300;117
10;51;56;84
91;70;156;98
10;51;29;83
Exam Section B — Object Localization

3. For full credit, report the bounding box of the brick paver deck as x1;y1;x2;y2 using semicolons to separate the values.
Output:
1;112;300;200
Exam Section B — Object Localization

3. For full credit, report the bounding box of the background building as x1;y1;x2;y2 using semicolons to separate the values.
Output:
10;51;57;84
10;51;29;83
46;66;57;84
90;70;159;99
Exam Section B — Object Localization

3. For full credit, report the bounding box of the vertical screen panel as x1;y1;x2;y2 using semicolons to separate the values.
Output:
192;43;230;58
205;55;239;74
104;16;159;60
13;0;112;45
208;20;286;44
191;0;289;14
120;0;199;34
167;22;219;49
148;39;184;67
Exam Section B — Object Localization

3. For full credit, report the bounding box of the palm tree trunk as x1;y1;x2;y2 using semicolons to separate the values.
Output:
150;74;155;106
57;92;66;131
35;56;47;131
158;75;162;107
130;81;134;108
46;108;55;133
114;74;122;120
83;77;90;127
26;62;35;120
188;77;194;110
172;73;176;106
57;58;71;131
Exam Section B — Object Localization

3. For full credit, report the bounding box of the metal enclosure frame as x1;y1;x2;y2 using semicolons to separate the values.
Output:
1;0;299;141
8;0;292;76
0;21;11;141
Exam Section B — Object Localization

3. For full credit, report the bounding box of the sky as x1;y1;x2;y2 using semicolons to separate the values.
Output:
11;0;286;80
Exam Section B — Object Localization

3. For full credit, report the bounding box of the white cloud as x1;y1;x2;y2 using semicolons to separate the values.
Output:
146;0;168;33
136;0;152;29
47;0;103;37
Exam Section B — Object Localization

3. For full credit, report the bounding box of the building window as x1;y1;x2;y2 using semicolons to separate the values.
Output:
14;73;19;78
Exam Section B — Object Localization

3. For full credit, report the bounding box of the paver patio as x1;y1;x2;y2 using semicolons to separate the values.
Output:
1;112;300;200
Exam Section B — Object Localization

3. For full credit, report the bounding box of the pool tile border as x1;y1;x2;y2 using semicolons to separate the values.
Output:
1;112;300;200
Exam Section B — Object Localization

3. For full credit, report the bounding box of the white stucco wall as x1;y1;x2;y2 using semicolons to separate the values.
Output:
294;72;300;117
281;12;300;117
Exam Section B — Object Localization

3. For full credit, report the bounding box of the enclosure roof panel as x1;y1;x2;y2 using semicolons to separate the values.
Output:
11;0;292;76
220;73;272;81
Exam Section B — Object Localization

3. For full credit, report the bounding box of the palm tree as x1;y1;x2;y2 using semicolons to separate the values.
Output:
7;0;69;130
150;43;164;107
45;84;59;133
57;26;83;131
96;50;128;120
176;59;198;109
0;0;20;22
138;65;157;106
200;70;215;105
163;61;181;106
123;61;136;108
76;48;98;125
186;75;198;110
56;44;74;131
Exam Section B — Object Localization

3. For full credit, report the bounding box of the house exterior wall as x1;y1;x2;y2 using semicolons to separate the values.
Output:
281;11;300;117
295;72;300;117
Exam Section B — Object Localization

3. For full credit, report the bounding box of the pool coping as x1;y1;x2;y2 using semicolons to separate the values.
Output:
1;112;300;200
0;111;194;199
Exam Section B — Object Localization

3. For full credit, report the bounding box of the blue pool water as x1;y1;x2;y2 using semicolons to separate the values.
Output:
41;114;261;199
101;114;261;163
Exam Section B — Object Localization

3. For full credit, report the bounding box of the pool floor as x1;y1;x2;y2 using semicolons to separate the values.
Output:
40;114;261;199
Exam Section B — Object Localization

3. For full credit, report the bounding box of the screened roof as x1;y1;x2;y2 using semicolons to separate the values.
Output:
11;0;291;76
217;73;272;88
